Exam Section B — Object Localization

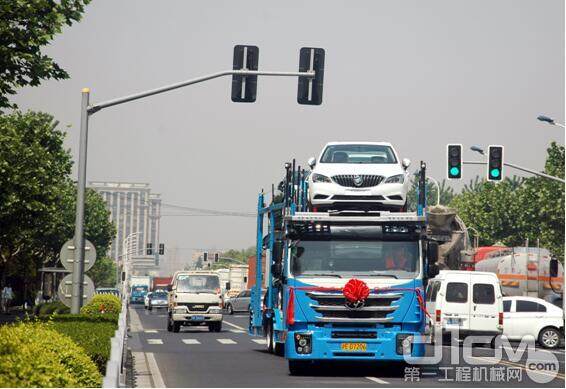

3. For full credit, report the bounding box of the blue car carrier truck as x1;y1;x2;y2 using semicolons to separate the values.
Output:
249;160;439;374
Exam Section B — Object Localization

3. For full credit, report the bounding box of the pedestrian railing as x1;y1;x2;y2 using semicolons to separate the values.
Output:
103;299;128;388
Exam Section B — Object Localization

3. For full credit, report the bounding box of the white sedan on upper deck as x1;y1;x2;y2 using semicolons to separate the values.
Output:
307;142;411;212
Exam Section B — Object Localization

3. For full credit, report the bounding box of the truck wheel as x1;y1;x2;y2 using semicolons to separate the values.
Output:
288;360;309;375
173;321;181;333
274;340;285;357
214;322;222;332
539;327;560;349
265;322;274;353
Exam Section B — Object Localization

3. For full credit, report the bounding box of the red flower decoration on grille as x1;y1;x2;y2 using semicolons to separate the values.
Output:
343;278;370;303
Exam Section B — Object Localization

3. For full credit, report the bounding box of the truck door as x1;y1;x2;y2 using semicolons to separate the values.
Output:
443;274;471;334
470;281;498;334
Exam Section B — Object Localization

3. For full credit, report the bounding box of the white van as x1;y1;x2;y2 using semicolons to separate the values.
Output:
425;271;503;340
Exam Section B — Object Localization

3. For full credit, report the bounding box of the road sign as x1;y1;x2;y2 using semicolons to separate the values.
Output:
59;239;96;272
297;47;325;105
447;144;462;179
58;273;95;308
232;45;259;103
488;145;504;181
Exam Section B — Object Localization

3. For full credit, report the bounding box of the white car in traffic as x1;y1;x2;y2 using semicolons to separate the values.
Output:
502;296;564;349
307;142;410;212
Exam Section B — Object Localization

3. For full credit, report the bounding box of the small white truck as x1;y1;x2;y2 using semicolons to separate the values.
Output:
167;271;223;332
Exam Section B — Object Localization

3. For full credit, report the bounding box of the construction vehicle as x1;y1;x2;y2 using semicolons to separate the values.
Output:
249;160;440;374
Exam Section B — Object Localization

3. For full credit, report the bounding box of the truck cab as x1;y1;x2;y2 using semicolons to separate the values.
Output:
167;271;223;333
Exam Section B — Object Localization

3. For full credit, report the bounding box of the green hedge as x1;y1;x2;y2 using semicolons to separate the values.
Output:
49;319;118;375
0;322;101;387
34;301;70;315
80;294;121;315
36;313;119;323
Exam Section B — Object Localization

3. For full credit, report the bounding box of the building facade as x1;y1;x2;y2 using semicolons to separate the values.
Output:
89;182;162;262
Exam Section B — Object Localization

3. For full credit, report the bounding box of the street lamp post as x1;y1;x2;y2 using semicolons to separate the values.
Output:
537;115;565;129
69;66;317;313
427;176;441;206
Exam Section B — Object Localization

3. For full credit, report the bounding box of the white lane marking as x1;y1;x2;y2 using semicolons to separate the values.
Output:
229;329;245;334
146;352;166;388
252;339;267;344
223;320;246;331
366;376;390;384
147;339;163;345
182;339;201;344
217;338;237;344
476;345;566;357
144;330;158;333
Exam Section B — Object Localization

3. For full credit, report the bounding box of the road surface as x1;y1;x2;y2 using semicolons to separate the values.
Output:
128;305;564;387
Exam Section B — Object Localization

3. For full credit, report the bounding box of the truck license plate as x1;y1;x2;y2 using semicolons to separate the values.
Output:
191;315;205;321
447;318;460;325
341;342;367;352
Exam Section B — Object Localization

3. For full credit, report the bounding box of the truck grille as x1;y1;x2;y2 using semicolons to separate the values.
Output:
177;303;217;312
306;291;401;323
332;175;384;188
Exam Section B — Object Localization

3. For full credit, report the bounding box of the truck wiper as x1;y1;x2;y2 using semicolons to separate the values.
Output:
299;273;343;278
353;273;398;279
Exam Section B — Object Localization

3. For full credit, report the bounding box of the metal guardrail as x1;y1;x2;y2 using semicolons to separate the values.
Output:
103;299;128;388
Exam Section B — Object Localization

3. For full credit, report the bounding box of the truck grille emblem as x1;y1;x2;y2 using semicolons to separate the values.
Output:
345;299;365;309
353;175;363;187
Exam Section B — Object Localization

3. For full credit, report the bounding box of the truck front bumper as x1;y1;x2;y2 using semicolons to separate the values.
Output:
285;326;426;361
172;312;222;323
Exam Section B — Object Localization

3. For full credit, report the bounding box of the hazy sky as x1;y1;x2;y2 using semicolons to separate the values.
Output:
14;0;565;267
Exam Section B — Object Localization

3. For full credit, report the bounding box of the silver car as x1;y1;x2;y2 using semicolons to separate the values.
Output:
225;289;265;314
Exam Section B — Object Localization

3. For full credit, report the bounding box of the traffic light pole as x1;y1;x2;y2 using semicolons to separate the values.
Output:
70;68;316;313
463;161;565;184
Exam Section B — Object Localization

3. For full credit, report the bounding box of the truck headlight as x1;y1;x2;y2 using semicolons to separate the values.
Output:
385;174;404;184
312;173;332;183
209;307;222;314
174;306;187;314
294;333;312;354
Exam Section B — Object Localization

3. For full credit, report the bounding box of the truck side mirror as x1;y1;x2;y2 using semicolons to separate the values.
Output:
226;282;231;291
271;263;282;278
427;263;440;278
549;258;559;278
402;158;411;170
427;241;439;263
308;157;316;169
166;284;172;292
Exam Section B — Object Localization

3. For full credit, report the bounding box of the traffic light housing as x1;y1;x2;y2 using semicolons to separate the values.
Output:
159;243;165;255
231;45;259;103
488;145;504;181
214;253;219;262
146;243;153;255
297;47;325;105
203;252;208;262
447;144;462;179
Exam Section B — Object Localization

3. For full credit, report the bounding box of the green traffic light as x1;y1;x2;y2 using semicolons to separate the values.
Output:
490;168;500;178
449;167;460;176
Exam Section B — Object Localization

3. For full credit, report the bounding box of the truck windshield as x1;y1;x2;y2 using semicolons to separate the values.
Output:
291;240;419;279
320;144;397;164
176;275;220;293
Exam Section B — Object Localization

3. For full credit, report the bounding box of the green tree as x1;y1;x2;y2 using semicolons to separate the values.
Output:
0;111;72;287
406;172;455;211
450;178;524;246
0;0;91;109
87;257;117;288
516;142;565;261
